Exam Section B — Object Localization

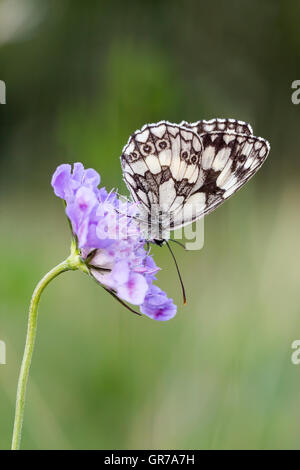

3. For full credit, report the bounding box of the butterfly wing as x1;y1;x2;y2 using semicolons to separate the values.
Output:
180;118;253;136
121;121;203;236
170;129;270;230
121;120;270;237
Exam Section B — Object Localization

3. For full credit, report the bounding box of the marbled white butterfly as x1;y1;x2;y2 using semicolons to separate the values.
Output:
121;119;270;244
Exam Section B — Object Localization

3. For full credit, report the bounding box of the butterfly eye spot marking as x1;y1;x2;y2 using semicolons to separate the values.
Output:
127;151;139;162
190;154;198;164
181;150;189;161
141;143;154;155
157;139;168;150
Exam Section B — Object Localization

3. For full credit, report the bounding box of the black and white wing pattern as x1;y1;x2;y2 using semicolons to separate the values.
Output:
121;121;203;237
120;120;270;238
180;118;253;136
170;128;270;230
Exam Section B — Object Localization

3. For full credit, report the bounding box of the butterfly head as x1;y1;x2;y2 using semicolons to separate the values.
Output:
153;239;166;247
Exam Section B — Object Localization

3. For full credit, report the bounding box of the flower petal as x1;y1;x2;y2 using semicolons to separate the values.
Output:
140;286;177;321
117;272;149;305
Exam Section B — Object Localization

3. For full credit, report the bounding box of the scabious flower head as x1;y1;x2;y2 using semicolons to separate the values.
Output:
51;163;177;320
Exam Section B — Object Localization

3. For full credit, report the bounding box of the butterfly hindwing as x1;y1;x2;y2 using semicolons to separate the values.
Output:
121;122;203;220
170;130;270;229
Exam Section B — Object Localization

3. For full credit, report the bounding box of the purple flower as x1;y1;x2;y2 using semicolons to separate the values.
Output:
140;286;177;321
51;163;177;320
51;163;100;202
88;246;158;306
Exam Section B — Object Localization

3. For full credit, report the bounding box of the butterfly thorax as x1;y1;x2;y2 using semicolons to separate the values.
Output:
137;204;171;241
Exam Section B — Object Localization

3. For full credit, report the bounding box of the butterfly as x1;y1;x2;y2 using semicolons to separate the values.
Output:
121;119;270;239
120;119;270;302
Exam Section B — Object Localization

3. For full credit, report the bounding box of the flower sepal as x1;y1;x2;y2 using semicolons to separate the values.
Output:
66;239;90;275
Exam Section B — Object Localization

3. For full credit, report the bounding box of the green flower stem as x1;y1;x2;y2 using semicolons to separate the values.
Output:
11;242;88;450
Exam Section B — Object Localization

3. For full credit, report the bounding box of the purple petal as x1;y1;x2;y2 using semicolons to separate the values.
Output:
117;272;149;305
111;260;130;285
140;286;177;321
83;168;101;188
51;164;72;199
71;162;85;189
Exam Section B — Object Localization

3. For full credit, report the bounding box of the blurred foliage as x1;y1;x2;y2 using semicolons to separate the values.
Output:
1;0;300;450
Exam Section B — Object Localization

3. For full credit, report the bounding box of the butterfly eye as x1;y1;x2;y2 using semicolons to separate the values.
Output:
141;143;154;155
157;140;168;150
181;151;189;161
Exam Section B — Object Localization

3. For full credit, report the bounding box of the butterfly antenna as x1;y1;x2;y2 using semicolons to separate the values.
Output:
169;238;186;250
165;240;186;305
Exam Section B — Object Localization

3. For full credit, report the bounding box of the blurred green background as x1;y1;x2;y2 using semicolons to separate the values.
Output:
1;0;300;450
